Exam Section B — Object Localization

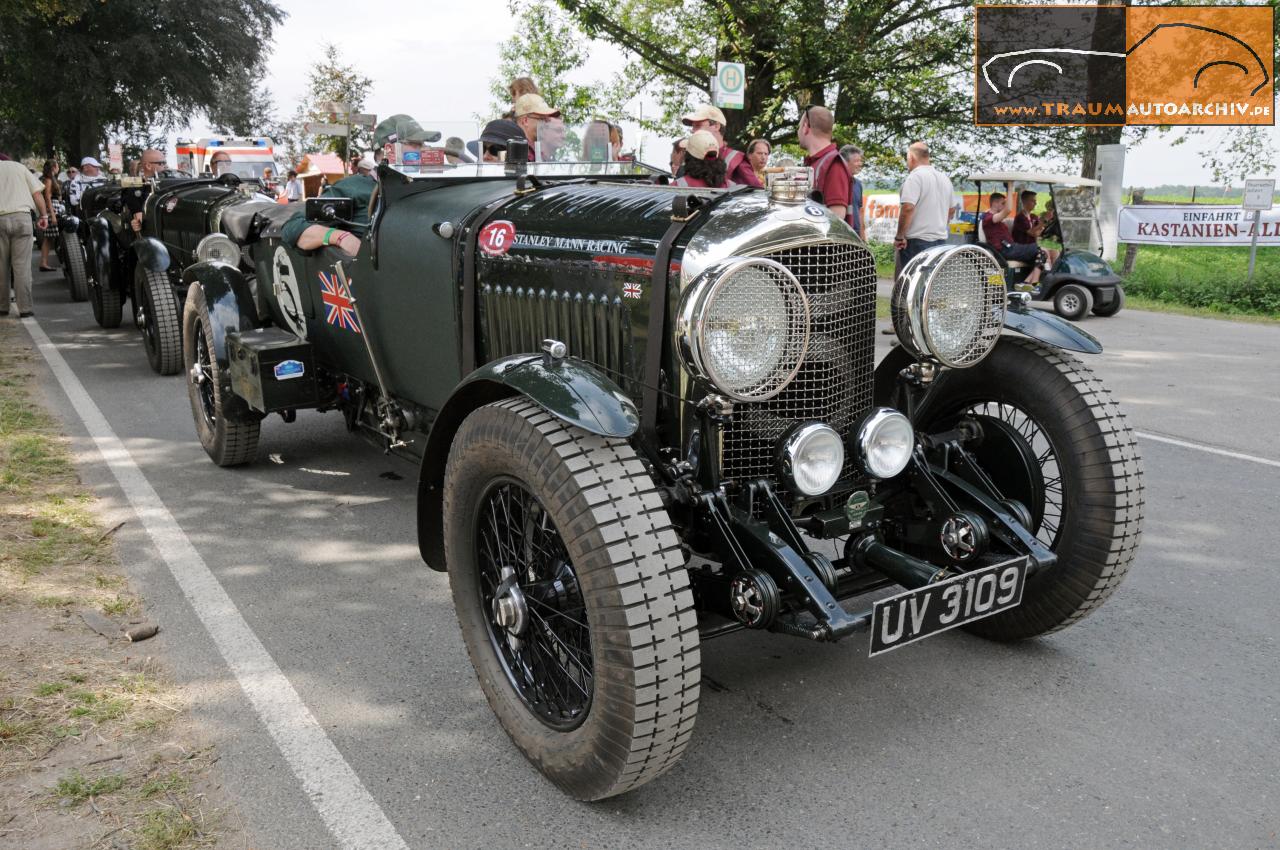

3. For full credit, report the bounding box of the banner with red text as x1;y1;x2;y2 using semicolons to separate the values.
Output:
1118;204;1280;246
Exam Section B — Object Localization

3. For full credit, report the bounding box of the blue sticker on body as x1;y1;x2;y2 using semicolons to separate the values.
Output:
274;359;305;380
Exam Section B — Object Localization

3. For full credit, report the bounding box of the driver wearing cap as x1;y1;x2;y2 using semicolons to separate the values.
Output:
374;114;435;170
681;104;762;188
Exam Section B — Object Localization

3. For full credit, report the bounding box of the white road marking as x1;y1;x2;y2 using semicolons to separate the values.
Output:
1136;430;1280;469
22;318;408;850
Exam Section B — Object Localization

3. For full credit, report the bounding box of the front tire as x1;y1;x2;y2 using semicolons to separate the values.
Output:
444;398;700;800
183;283;259;466
90;268;124;328
62;232;89;302
137;267;182;374
912;337;1144;640
1053;283;1093;321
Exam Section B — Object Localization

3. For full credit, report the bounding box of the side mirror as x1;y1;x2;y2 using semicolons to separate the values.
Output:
306;197;355;224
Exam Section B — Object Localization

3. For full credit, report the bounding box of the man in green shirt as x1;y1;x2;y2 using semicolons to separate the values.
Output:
281;115;431;255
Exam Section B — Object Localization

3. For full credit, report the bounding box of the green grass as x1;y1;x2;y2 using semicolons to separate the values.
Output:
139;772;190;799
53;770;126;803
135;808;198;850
1120;243;1280;317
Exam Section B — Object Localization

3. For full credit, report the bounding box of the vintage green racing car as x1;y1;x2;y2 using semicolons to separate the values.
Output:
177;122;1145;800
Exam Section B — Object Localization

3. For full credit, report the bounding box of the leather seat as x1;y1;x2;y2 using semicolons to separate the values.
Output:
220;200;300;242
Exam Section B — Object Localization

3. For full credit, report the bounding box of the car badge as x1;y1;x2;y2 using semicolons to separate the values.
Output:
845;490;871;528
479;220;515;257
164;197;179;212
803;202;827;219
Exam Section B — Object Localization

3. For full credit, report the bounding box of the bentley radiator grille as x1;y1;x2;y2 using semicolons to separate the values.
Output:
721;241;878;499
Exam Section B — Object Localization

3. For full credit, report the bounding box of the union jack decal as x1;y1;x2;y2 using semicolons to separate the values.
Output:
319;270;361;334
623;281;643;299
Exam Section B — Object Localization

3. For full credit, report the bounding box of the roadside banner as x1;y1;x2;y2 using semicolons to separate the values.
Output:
1118;204;1280;245
108;143;123;172
862;193;976;243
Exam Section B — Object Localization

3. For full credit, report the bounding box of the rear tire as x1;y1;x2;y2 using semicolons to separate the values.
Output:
183;283;259;466
62;232;89;302
90;259;124;328
912;337;1144;640
137;267;182;375
1091;286;1125;317
1053;283;1093;321
444;398;700;800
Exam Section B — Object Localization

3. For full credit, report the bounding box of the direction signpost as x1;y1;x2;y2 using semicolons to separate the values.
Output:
1243;178;1275;283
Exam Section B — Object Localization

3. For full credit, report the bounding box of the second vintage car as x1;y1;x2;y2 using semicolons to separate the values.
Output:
178;130;1145;800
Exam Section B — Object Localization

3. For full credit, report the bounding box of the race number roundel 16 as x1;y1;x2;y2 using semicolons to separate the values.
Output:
479;220;515;256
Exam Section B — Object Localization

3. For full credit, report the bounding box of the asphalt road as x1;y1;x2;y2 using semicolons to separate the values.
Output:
17;269;1280;850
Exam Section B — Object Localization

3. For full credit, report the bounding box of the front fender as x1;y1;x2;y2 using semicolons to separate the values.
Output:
415;355;639;571
1003;300;1102;354
59;214;81;234
181;261;259;366
132;236;171;273
87;217;113;284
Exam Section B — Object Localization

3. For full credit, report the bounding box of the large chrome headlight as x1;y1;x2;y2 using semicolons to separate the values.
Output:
677;257;810;401
891;245;1005;368
196;233;240;266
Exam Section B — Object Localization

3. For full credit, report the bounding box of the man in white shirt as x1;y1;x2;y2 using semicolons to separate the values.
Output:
0;157;51;317
284;170;303;201
67;156;103;208
893;141;953;269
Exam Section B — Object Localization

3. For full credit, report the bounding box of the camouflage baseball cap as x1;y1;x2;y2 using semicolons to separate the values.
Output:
373;114;440;147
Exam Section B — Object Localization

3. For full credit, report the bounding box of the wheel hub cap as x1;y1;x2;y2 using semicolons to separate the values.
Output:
492;566;529;649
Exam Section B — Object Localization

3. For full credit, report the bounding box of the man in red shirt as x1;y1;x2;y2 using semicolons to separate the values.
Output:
981;186;1045;286
681;104;762;188
798;105;852;225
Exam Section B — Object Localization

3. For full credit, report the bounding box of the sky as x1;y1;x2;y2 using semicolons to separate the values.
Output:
176;0;1280;188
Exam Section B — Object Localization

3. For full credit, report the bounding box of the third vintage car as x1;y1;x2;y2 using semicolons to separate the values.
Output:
92;171;284;374
177;125;1145;800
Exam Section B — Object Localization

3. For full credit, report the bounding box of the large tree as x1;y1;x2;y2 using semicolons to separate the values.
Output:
273;44;374;164
0;0;284;159
501;0;981;167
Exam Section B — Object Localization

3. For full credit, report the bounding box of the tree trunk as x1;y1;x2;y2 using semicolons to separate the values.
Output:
1121;188;1142;275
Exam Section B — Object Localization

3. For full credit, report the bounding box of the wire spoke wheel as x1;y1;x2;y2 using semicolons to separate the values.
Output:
961;401;1063;548
477;478;592;730
879;337;1143;640
444;398;700;800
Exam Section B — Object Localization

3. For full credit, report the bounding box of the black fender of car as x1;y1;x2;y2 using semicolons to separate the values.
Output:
415;353;639;571
132;236;171;273
59;213;81;234
87;216;112;277
1002;299;1102;354
181;261;260;370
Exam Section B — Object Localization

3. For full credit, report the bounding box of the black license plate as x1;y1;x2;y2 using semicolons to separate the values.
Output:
869;557;1027;657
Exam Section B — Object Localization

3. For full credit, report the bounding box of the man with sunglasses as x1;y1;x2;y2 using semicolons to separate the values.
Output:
479;119;526;162
680;104;761;188
798;105;852;225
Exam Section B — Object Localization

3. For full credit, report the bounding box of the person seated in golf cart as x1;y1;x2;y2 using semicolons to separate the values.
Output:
1012;189;1060;267
980;186;1046;287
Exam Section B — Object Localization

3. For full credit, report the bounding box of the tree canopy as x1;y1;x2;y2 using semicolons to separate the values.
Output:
0;0;284;159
